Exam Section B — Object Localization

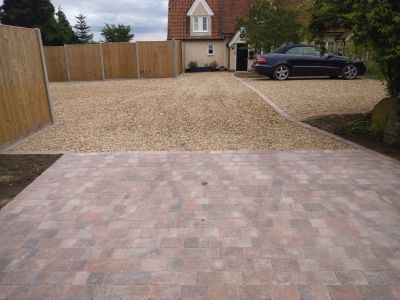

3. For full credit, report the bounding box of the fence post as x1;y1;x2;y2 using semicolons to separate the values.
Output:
172;39;177;78
182;42;186;73
35;28;55;124
135;42;141;79
99;44;105;80
64;44;71;81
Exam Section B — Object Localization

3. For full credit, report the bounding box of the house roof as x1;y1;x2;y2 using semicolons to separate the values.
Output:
168;0;255;40
168;0;223;40
167;0;306;41
187;0;214;16
220;0;253;36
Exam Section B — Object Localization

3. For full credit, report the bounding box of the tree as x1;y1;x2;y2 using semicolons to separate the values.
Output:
74;14;93;44
238;0;302;52
309;0;400;143
100;24;134;42
55;7;77;44
0;0;60;45
309;0;399;98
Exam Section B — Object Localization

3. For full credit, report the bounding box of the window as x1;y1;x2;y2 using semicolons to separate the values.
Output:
208;44;215;56
304;47;321;56
193;16;208;32
285;47;302;55
326;41;335;52
299;47;321;56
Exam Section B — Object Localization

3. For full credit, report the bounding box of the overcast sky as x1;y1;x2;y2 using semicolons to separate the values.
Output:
1;0;169;41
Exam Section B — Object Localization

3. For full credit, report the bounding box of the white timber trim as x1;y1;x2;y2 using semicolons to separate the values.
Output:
187;0;214;16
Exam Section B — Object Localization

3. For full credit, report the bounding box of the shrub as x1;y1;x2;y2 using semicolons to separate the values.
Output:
188;61;198;68
365;60;385;80
209;61;218;69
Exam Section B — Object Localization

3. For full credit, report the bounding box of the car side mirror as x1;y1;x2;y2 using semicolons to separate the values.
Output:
325;55;332;59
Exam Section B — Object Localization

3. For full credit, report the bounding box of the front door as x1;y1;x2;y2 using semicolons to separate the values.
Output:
236;44;248;71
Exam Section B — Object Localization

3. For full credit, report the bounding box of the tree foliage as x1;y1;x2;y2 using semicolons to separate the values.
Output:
74;14;93;44
0;0;60;45
100;24;134;42
0;0;79;45
238;0;302;52
309;0;400;98
55;7;77;44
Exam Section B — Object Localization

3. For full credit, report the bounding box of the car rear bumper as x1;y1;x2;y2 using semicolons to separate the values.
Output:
252;64;274;77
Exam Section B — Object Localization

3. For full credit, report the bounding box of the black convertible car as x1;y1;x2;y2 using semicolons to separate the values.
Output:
252;44;366;80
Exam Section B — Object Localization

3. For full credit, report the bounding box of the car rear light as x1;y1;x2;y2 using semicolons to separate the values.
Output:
256;57;268;64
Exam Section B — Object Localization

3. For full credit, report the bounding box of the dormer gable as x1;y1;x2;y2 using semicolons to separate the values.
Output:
187;0;214;16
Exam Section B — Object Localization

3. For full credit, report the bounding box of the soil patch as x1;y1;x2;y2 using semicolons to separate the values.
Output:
0;154;62;209
305;114;400;161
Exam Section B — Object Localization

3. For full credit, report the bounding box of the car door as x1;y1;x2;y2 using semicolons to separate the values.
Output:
283;47;307;76
321;54;347;76
301;46;330;76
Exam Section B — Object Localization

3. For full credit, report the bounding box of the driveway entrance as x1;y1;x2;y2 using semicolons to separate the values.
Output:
1;150;399;299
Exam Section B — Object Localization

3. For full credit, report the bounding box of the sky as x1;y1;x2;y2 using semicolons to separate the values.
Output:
1;0;169;41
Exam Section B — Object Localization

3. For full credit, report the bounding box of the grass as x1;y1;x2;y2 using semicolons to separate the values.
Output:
0;175;13;183
234;71;264;78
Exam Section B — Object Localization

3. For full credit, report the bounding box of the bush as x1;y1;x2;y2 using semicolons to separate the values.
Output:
365;60;385;80
346;98;398;139
188;61;198;68
342;39;384;80
347;116;374;134
209;61;218;70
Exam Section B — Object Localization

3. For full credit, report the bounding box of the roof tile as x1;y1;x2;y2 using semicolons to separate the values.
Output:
168;0;306;40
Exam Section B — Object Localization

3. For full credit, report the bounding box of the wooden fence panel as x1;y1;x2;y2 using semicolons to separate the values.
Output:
44;46;68;82
102;43;138;79
66;44;103;81
138;41;174;78
0;25;52;147
43;40;182;82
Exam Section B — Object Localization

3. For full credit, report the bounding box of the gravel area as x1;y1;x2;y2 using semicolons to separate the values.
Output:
13;73;348;152
244;77;386;119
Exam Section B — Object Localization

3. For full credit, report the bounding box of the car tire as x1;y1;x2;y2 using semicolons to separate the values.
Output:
342;65;358;80
273;65;290;80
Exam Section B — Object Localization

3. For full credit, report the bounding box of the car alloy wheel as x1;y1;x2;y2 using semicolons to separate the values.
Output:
274;65;289;80
343;65;358;80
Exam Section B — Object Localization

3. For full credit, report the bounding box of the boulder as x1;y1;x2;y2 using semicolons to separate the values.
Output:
371;98;396;131
379;98;400;145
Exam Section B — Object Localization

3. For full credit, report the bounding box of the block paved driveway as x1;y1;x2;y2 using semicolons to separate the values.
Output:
1;150;400;300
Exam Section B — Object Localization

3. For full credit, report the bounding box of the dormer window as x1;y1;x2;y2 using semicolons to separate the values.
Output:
193;16;208;32
187;0;214;36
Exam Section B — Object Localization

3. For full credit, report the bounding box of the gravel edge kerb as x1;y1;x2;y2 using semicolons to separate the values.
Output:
233;74;400;163
236;75;399;163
